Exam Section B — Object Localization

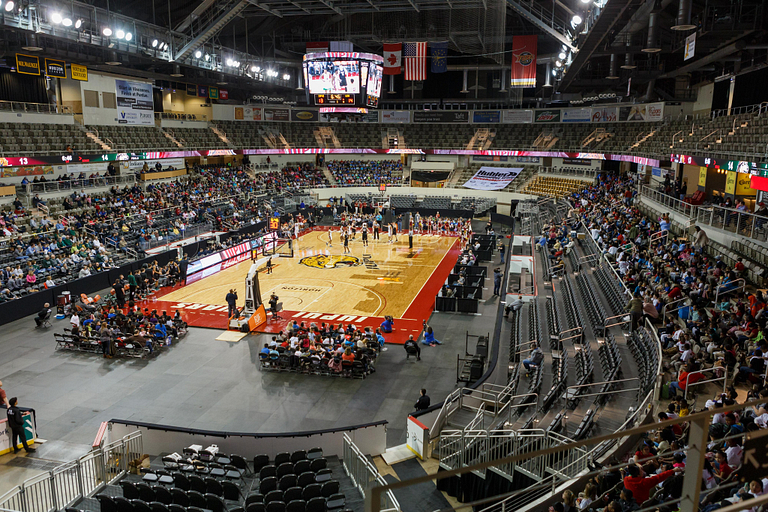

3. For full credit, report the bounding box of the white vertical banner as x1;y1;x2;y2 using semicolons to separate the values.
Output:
116;79;155;125
684;33;696;61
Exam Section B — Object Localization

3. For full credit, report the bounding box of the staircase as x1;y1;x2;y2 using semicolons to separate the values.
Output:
161;129;184;148
314;127;341;148
580;128;612;149
81;126;111;151
630;127;659;149
383;128;406;149
210;124;235;148
467;128;496;150
322;166;337;186
533;132;558;149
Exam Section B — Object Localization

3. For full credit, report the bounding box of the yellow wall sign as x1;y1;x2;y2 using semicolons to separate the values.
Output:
725;171;737;195
698;166;707;188
16;54;40;75
70;64;88;81
736;173;756;195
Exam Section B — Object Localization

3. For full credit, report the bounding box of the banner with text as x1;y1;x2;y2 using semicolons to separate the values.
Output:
502;110;533;124
462;166;523;190
562;108;592;123
115;80;154;125
413;111;469;123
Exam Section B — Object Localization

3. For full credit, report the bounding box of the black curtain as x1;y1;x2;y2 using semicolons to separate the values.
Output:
733;67;768;109
411;170;452;182
153;88;164;113
711;79;731;112
0;69;49;103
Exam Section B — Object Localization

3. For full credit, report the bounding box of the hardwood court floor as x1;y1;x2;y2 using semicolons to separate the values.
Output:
161;228;458;318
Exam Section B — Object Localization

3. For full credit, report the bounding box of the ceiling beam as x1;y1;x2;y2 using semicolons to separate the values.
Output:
407;0;421;11
174;0;251;61
245;0;284;17
505;0;576;51
315;0;344;15
174;0;218;33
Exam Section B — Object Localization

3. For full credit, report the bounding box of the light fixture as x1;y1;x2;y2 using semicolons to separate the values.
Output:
204;54;210;61
102;27;112;37
62;17;72;27
51;12;62;24
571;15;583;26
74;18;82;28
22;34;43;51
194;50;202;59
115;29;125;39
253;65;260;72
283;73;290;80
125;32;132;41
559;51;567;60
552;69;557;76
151;39;158;48
226;58;233;66
105;51;121;65
170;64;183;77
555;60;563;67
5;1;14;11
217;73;227;85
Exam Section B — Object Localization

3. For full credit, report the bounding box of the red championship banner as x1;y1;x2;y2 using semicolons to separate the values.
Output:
511;35;537;88
383;43;402;75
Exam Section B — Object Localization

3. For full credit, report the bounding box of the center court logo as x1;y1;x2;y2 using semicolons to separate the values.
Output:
299;254;361;269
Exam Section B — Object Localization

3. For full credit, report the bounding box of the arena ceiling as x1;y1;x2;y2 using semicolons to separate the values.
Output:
0;0;765;104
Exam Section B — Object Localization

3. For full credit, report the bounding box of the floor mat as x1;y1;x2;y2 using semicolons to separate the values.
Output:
385;458;452;512
215;331;248;342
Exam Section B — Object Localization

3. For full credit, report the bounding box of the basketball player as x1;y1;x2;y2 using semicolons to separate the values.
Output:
294;222;300;239
266;257;273;275
373;220;380;241
327;229;333;248
361;224;369;248
343;231;350;253
392;222;398;242
387;222;393;243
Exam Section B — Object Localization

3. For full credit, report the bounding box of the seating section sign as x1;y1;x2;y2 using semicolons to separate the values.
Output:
115;79;154;125
463;166;523;190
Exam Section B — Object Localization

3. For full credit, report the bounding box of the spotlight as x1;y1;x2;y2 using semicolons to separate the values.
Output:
253;65;261;72
74;18;82;28
152;39;158;48
552;69;558;76
160;42;167;50
5;1;14;11
283;73;290;80
51;12;62;24
226;58;233;66
572;15;582;25
125;32;132;41
62;18;72;27
194;50;202;59
115;29;125;39
102;27;112;36
204;54;210;61
559;52;567;60
556;60;563;67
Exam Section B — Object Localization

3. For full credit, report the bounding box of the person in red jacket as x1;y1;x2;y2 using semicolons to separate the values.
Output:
622;465;679;504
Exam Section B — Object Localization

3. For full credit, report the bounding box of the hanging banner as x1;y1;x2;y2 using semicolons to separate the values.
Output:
534;109;560;123
381;110;411;123
511;35;537;88
115;79;154;125
71;64;88;81
198;85;208;98
684;33;696;61
209;86;219;100
698;166;707;188
725;171;737;195
591;107;618;122
462;166;523;190
472;110;501;123
16;53;40;75
502;110;533;123
647;103;664;121
562;108;591;122
45;58;66;78
186;83;197;96
220;89;228;100
736;173;757;195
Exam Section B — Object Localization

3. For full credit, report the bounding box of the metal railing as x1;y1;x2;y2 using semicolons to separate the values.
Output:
639;185;701;219
0;431;142;512
21;175;137;195
714;277;746;305
140;222;215;251
0;101;71;115
696;205;768;242
341;434;400;512
683;366;728;401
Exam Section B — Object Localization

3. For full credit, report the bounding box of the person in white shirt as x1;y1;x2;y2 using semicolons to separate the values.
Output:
70;313;80;329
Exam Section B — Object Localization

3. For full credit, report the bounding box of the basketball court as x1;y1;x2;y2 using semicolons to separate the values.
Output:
145;228;462;344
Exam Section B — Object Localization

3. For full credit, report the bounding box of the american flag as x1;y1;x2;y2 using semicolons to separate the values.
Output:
404;42;427;81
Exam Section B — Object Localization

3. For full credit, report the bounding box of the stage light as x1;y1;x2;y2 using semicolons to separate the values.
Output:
226;58;233;66
194;50;202;59
252;65;260;72
62;17;72;27
556;60;563;67
552;69;558;76
102;27;112;36
283;73;290;80
51;12;62;24
115;29;125;39
5;1;14;11
152;39;158;48
559;52;567;60
74;18;82;28
204;54;210;61
572;15;582;25
125;32;132;41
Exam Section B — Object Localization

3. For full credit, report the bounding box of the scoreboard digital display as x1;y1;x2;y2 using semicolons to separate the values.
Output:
316;94;355;105
303;52;383;109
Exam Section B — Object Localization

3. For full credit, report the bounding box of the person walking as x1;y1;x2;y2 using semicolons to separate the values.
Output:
6;398;35;453
113;278;125;308
627;292;644;332
414;389;430;411
226;289;238;319
493;268;502;296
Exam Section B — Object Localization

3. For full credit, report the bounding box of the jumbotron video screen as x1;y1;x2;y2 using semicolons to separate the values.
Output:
303;52;384;108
